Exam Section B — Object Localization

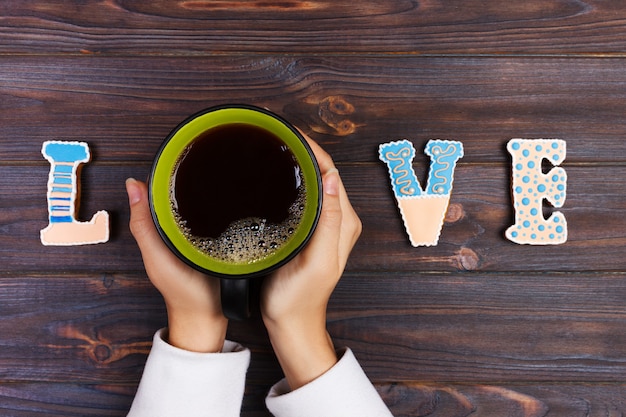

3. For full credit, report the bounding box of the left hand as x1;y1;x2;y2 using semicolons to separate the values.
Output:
126;178;228;353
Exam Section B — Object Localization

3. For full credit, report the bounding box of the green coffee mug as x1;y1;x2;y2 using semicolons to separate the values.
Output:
150;105;322;320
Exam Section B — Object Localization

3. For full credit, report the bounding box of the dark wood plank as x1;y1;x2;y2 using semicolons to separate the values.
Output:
2;56;626;164
1;382;624;417
328;272;626;383
376;383;626;417
2;1;626;54
1;163;624;273
0;384;135;417
2;273;625;384
0;274;160;384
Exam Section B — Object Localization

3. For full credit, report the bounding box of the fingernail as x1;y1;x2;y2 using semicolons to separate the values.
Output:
125;178;142;205
323;169;340;196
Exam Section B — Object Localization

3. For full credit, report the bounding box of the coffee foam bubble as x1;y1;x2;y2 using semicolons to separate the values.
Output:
172;185;306;265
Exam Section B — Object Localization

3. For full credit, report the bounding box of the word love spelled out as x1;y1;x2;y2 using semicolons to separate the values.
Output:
379;138;567;247
38;139;567;248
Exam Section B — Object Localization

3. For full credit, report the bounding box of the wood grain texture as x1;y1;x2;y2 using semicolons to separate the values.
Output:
1;382;625;417
0;274;159;384
1;0;626;54
329;273;626;383
2;56;626;163
376;384;626;417
1;1;625;415
0;383;135;417
2;273;624;384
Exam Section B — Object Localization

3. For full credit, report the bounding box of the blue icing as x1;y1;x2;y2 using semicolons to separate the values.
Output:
51;186;72;193
424;140;464;195
380;139;464;197
54;165;74;173
53;177;73;185
50;215;74;223
379;140;422;197
43;141;89;163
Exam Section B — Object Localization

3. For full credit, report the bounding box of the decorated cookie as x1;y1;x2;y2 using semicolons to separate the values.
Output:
379;139;464;246
505;139;567;245
40;141;109;246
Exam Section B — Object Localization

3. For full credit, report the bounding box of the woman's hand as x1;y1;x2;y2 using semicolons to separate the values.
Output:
261;135;362;390
126;178;228;353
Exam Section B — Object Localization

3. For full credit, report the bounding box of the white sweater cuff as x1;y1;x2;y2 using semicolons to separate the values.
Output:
127;328;250;417
265;348;393;417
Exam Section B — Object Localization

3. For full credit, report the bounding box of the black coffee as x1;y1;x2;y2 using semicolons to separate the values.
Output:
171;123;305;264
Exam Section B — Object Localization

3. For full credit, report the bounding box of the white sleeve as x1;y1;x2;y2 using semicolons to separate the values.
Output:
127;328;250;417
265;348;393;417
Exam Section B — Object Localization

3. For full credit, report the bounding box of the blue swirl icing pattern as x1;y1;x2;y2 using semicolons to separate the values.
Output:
379;139;464;198
425;140;464;195
378;140;421;196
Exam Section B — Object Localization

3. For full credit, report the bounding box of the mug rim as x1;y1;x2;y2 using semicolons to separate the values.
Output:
149;104;322;279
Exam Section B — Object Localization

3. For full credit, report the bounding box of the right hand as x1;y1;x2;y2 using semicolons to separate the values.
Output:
261;135;362;389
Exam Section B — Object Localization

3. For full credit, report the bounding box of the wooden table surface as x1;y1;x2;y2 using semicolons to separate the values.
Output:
1;1;625;415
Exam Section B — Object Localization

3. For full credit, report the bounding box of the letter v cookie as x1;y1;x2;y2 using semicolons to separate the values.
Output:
379;139;463;246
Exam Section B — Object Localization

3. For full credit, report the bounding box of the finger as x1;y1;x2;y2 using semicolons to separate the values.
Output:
296;130;362;262
333;171;362;263
126;178;179;274
306;169;343;277
126;178;158;247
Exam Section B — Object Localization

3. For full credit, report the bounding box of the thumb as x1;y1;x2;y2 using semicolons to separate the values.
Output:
319;168;343;233
126;178;171;264
306;169;343;264
126;178;153;243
